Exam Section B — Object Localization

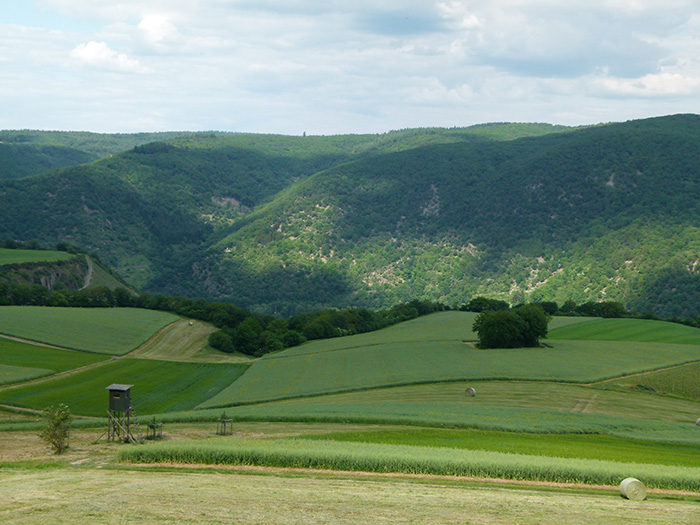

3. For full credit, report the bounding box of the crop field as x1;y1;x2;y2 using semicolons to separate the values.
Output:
302;428;700;467
0;306;177;354
0;248;75;265
0;337;107;377
0;358;248;416
0;363;52;386
128;318;230;362
202;322;700;406
605;361;700;401
119;436;700;492
239;381;700;426
2;308;700;522
548;318;700;344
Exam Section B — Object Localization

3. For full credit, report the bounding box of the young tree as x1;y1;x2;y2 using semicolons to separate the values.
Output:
39;403;72;454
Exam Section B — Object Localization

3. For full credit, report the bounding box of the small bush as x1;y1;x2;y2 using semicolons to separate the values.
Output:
39;403;72;454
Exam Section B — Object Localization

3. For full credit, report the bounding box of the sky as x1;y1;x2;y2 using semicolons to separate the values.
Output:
1;0;700;134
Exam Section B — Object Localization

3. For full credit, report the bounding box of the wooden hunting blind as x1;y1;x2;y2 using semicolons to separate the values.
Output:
107;384;132;412
103;384;143;443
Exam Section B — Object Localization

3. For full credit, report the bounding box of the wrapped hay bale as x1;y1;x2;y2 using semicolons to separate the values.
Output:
696;418;700;426
619;477;646;501
464;387;476;397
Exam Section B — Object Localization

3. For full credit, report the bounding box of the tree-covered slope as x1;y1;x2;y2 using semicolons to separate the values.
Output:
0;123;571;291
199;115;700;316
1;116;698;317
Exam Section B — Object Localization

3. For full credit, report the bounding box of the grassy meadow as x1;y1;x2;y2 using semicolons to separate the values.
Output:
0;248;75;266
0;337;107;385
201;312;700;407
0;358;248;416
0;306;177;354
1;308;700;522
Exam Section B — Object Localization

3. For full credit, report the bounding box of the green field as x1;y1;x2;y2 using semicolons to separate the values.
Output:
0;306;178;354
0;337;107;385
201;313;700;407
0;358;248;416
119;436;700;492
0;248;75;266
2;307;700;521
548;318;700;344
605;361;700;401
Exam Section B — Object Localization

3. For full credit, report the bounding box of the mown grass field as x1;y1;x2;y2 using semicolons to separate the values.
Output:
0;358;248;416
0;248;75;265
0;306;177;354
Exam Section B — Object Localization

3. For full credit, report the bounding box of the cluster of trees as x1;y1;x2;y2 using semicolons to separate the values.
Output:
460;296;628;319
472;304;550;349
208;299;448;357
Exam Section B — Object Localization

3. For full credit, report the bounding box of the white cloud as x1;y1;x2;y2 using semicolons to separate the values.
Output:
595;73;700;97
70;40;146;72
2;1;699;133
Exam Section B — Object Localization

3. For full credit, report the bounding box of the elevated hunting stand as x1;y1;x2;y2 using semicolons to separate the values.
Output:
104;384;143;443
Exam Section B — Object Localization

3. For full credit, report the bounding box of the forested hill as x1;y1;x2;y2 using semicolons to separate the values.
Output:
1;116;699;317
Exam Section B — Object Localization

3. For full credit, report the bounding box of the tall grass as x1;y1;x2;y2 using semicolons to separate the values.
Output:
119;437;700;491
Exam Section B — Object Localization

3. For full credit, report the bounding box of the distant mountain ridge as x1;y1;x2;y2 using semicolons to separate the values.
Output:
0;116;698;317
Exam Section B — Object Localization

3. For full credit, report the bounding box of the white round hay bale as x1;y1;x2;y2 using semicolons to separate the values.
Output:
619;477;646;501
696;417;700;426
465;387;476;397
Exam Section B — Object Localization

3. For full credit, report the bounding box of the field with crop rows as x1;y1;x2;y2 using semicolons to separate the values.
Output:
605;361;700;401
0;358;248;415
202;312;700;407
0;248;75;265
2;306;700;517
119;436;700;492
548;318;700;344
0;306;177;354
0;337;107;385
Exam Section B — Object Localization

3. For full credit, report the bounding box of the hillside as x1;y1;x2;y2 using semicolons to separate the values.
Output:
202;114;700;316
1;116;699;316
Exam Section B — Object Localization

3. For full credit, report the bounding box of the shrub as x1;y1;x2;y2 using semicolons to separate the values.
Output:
39;403;72;454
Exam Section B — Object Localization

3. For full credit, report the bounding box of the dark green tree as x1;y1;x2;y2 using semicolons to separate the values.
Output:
208;330;235;353
473;304;549;349
472;310;527;348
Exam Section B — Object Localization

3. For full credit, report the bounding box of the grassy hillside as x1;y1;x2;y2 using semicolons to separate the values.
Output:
2;305;700;516
205;114;700;316
200;312;700;407
0;306;177;354
1;116;700;317
0;358;248;416
0;248;75;265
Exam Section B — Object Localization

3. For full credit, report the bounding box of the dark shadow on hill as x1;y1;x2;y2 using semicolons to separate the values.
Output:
627;267;700;318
